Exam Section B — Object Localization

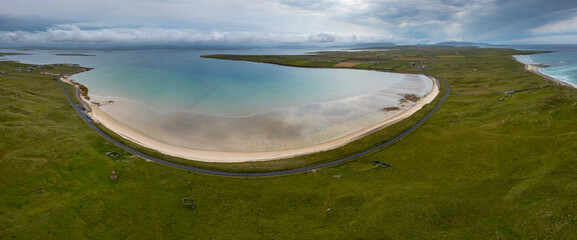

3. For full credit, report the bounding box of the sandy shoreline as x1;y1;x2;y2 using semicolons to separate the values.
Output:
515;56;576;88
63;74;439;163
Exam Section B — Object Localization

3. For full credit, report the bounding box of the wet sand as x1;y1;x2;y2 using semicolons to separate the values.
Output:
64;74;439;163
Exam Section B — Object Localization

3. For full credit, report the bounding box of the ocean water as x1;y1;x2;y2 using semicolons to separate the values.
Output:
3;49;414;116
1;48;433;151
513;44;577;86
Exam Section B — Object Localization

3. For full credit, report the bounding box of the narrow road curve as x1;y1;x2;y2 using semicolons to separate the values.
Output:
57;72;450;177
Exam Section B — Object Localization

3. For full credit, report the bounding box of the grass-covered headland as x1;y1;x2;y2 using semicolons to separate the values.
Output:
1;47;577;238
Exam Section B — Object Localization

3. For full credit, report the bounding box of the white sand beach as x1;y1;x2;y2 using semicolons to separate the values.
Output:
513;55;575;88
524;63;576;88
63;74;439;163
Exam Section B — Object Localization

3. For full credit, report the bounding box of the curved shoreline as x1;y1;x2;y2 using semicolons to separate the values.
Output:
62;73;439;163
524;64;576;88
513;55;576;88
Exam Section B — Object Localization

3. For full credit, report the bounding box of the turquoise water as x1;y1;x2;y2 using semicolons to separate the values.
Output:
4;49;408;117
514;44;577;86
1;49;433;151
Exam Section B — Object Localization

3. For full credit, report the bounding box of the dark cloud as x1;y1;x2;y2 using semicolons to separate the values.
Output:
0;16;72;31
459;0;577;41
274;0;334;11
1;0;576;45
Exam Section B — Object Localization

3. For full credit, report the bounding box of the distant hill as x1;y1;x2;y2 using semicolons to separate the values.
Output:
340;42;397;49
434;41;495;47
347;41;509;50
11;45;251;51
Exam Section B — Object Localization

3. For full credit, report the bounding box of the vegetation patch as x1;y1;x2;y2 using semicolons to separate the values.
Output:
333;61;361;67
54;54;95;56
400;93;422;103
381;106;401;112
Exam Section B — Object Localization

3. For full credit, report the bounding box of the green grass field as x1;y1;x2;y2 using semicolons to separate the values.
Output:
1;47;577;239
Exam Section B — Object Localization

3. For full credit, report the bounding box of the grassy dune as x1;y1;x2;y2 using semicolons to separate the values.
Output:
1;47;577;239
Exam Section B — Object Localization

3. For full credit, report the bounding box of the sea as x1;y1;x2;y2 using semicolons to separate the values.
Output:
512;44;577;86
4;45;576;152
0;48;433;151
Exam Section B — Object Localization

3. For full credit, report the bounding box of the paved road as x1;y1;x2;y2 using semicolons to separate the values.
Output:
57;73;450;177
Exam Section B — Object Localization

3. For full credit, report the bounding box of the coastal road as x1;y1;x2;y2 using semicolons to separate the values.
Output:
57;73;450;177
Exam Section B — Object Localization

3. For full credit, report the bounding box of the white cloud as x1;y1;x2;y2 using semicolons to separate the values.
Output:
3;0;575;44
530;15;577;35
503;33;577;44
0;25;413;45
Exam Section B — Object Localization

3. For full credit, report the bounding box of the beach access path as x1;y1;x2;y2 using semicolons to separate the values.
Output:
57;72;450;177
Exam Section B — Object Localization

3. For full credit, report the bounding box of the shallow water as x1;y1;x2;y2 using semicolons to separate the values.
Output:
514;44;577;86
2;48;433;151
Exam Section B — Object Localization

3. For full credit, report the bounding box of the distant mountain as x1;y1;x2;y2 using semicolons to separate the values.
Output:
340;42;397;49
434;41;495;47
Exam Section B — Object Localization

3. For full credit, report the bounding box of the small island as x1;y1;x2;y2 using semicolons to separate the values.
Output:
0;52;30;57
54;53;95;56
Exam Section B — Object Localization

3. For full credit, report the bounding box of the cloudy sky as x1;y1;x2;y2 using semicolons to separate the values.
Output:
1;0;576;46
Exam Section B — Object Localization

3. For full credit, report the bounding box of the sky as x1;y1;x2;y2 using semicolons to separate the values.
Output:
1;0;577;47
